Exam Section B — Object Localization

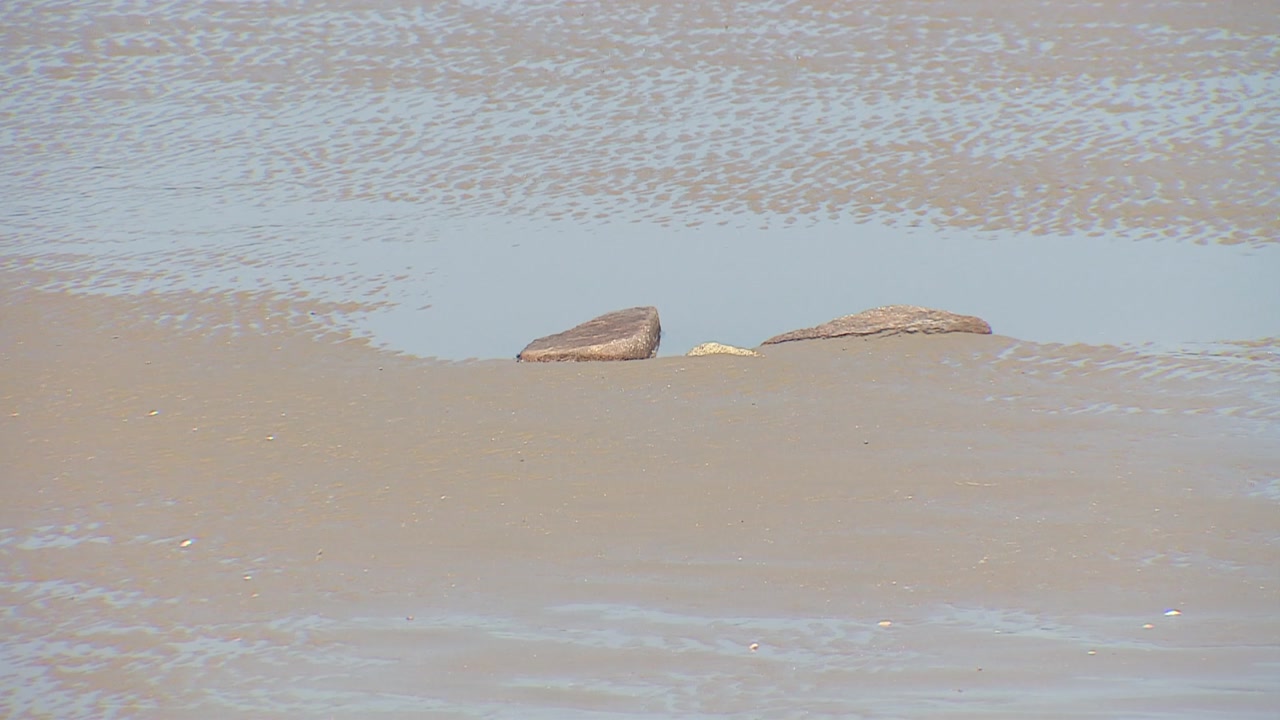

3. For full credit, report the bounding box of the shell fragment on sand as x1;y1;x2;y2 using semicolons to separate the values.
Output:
518;306;661;362
762;305;992;345
686;342;762;357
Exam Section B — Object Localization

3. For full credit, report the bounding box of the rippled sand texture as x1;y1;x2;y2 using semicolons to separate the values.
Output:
3;0;1277;244
3;286;1278;718
3;1;1280;717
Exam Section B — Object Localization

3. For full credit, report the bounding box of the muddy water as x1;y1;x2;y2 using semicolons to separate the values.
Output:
3;0;1280;717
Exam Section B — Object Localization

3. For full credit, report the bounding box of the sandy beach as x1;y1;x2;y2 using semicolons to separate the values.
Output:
2;0;1279;717
4;277;1278;717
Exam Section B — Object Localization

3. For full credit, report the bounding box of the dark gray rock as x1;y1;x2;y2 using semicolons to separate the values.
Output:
518;307;661;362
762;305;991;345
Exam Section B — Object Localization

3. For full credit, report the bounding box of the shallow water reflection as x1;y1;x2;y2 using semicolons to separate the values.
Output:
3;0;1277;359
11;216;1280;360
5;571;1276;719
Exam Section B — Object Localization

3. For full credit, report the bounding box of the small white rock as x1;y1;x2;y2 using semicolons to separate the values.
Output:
686;342;761;357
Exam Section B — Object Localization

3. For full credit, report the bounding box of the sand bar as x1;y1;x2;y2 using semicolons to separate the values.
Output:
3;277;1277;717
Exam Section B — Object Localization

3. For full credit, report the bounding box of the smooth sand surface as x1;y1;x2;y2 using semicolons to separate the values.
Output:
3;279;1277;717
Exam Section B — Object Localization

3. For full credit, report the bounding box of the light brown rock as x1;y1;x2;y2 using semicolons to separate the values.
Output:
518;306;661;362
686;342;761;357
762;305;992;345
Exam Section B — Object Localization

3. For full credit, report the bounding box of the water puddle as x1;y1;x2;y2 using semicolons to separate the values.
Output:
10;215;1280;361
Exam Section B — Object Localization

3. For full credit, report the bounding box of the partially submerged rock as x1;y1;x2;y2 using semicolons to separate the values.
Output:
518;306;661;362
686;342;762;357
762;305;991;345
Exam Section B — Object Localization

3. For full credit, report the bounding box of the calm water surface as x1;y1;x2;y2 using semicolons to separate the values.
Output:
2;0;1278;358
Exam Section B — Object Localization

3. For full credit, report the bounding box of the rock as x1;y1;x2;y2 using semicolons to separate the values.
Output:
518;306;661;362
762;305;991;345
686;342;761;357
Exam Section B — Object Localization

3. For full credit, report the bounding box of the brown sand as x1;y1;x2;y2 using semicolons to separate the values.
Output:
3;0;1279;714
3;276;1277;717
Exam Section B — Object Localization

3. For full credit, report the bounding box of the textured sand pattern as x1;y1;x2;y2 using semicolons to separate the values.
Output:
2;0;1277;244
3;285;1278;718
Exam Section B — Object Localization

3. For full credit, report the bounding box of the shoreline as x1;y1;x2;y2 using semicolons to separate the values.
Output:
4;0;1278;712
8;236;1280;362
4;273;1277;716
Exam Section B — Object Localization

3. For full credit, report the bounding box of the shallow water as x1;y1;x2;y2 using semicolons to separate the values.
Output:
2;1;1278;717
2;0;1278;359
6;578;1272;719
12;215;1280;359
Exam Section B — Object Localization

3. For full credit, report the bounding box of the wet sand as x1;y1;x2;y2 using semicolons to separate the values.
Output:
3;0;1280;716
3;279;1278;717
